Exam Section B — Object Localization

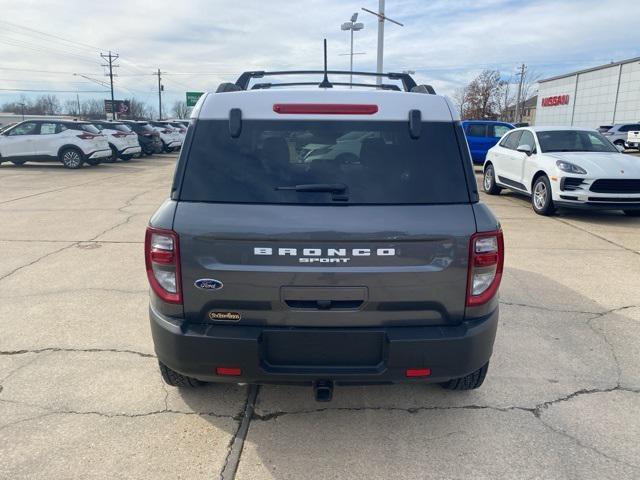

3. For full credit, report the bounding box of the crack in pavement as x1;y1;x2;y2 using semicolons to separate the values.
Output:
0;287;147;299
220;385;259;480
0;242;77;284
0;172;135;206
252;385;640;471
0;347;155;358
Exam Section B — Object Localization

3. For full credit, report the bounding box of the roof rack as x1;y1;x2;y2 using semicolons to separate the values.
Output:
251;81;401;91
234;70;418;92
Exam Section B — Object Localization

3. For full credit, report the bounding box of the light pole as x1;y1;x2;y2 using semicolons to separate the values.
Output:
341;13;364;87
362;1;404;85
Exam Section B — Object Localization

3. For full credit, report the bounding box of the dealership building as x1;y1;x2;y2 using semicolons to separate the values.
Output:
535;57;640;128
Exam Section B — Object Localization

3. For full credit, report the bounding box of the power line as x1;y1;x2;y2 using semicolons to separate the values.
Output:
0;20;106;52
0;88;109;93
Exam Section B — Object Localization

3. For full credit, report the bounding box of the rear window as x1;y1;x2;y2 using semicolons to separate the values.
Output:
179;120;470;205
111;124;132;133
78;124;100;134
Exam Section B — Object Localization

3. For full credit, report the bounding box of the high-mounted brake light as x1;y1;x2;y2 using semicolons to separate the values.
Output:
145;227;182;304
273;103;378;115
466;230;504;307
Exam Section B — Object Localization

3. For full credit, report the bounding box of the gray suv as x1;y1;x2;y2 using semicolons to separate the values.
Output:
145;70;504;401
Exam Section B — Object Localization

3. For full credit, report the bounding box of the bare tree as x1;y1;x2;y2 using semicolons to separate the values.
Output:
496;77;516;122
452;87;471;119
465;70;504;120
172;100;189;119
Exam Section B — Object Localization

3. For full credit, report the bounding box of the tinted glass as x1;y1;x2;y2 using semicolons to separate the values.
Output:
80;124;100;134
8;122;38;136
518;130;535;149
492;124;512;138
180;120;470;205
467;124;487;137
537;130;617;153
39;123;57;135
501;131;523;149
110;124;132;132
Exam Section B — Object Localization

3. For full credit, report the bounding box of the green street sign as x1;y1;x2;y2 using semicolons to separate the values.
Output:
186;91;204;107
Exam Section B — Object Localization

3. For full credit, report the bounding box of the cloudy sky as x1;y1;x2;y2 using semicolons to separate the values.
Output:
0;0;638;115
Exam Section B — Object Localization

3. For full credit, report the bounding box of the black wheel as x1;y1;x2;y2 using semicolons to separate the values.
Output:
623;210;640;217
162;141;172;153
158;361;204;387
440;362;489;390
59;148;84;169
11;159;27;166
531;175;556;216
120;155;132;161
614;140;625;151
483;164;502;195
106;145;118;163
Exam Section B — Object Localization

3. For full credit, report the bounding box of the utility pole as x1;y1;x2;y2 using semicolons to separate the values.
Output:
362;1;404;86
515;63;526;123
100;51;119;120
76;94;81;118
156;69;164;120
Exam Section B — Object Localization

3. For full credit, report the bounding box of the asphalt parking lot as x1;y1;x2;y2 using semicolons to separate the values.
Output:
1;154;639;480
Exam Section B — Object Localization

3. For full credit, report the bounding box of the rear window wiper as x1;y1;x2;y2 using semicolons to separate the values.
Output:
275;183;347;193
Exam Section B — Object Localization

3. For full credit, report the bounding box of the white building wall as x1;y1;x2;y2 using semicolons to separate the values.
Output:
535;59;640;128
615;61;640;123
535;75;576;126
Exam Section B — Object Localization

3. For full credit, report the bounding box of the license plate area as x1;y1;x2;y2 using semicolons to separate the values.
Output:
262;330;385;372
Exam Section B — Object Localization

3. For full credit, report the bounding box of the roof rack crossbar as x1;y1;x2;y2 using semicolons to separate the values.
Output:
235;70;417;92
251;81;401;91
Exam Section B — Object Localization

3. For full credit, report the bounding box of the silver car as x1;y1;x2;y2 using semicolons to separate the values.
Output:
602;123;640;149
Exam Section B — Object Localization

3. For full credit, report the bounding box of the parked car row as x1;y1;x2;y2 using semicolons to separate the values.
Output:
0;118;189;168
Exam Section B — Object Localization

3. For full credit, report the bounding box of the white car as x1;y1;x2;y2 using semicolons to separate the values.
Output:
483;126;640;216
92;121;142;161
0;120;111;169
626;129;640;151
149;121;182;152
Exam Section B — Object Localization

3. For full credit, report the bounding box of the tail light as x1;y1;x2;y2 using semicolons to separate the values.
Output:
466;230;504;307
145;227;182;304
161;129;172;134
142;133;152;137
77;133;96;140
112;132;127;138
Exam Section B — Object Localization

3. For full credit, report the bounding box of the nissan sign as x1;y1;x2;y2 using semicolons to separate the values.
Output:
541;95;570;107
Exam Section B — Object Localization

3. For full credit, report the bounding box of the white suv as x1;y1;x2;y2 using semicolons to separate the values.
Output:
0;120;111;169
92;121;142;162
483;126;640;216
149;121;182;152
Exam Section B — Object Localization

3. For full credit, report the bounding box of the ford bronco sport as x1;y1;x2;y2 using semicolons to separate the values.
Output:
146;70;503;401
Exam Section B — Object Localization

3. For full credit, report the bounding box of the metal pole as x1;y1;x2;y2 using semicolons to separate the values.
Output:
515;63;525;123
376;0;385;86
108;52;115;120
76;94;80;118
350;28;354;87
157;69;162;120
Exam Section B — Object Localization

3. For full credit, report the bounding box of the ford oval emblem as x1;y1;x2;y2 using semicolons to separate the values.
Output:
194;278;224;290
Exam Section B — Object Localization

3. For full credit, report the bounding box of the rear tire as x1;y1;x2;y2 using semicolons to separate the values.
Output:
107;145;118;163
120;155;132;161
483;164;502;195
158;361;205;387
531;175;556;216
11;159;26;166
623;210;640;217
440;362;489;390
59;148;83;169
614;140;626;151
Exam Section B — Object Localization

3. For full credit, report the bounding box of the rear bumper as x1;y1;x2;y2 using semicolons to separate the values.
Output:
88;149;112;159
150;306;499;384
119;145;142;155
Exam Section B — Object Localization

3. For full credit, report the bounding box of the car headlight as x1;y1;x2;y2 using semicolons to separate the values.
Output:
556;160;587;174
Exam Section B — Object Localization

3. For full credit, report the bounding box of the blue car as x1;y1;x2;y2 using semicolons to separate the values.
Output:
462;120;514;164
